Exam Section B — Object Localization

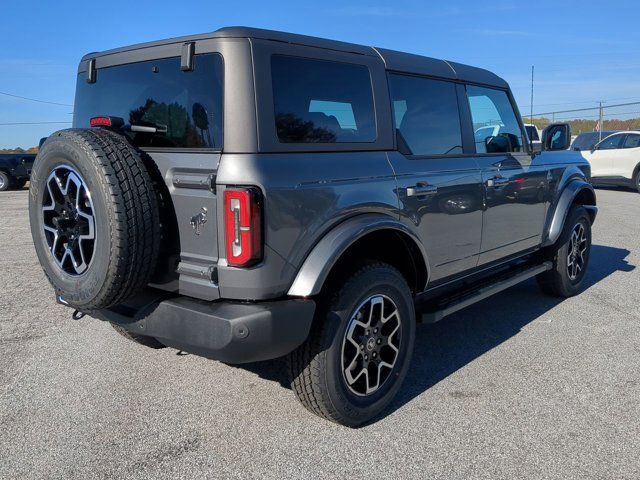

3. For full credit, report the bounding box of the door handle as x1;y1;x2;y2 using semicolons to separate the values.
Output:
406;184;438;197
486;176;510;188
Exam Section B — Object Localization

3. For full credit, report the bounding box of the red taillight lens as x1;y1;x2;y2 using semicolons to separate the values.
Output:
224;187;263;267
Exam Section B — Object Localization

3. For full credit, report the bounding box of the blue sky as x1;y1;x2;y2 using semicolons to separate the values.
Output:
2;0;639;148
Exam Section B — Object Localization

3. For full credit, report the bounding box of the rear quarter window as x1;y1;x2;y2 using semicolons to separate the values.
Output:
73;53;223;149
271;55;376;143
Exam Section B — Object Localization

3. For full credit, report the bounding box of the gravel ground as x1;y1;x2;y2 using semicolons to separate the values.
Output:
1;186;638;480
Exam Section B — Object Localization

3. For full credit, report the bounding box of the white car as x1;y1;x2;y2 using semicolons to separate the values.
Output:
582;131;640;193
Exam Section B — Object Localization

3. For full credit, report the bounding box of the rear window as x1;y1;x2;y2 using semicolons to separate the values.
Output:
73;54;223;149
271;55;376;143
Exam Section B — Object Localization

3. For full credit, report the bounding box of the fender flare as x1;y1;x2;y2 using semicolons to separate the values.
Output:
542;178;597;247
287;214;430;297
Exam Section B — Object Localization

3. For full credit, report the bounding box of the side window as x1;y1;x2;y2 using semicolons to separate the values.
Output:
622;134;640;149
388;74;463;156
271;55;376;143
525;125;539;141
598;135;623;150
466;85;523;154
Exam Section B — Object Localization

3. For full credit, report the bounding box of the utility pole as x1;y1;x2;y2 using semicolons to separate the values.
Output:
530;65;534;125
598;101;604;142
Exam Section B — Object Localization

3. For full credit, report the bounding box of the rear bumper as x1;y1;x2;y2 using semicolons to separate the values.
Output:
91;292;315;364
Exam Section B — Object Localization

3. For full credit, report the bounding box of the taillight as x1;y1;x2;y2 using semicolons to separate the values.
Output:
224;187;263;267
89;116;124;128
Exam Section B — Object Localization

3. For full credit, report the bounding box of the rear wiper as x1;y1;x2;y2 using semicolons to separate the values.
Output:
129;122;168;134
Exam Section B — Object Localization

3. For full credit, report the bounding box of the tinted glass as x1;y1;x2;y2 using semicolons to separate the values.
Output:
467;85;523;153
271;55;376;143
389;74;463;156
572;131;617;150
598;134;623;150
623;134;640;148
74;54;223;149
525;125;539;141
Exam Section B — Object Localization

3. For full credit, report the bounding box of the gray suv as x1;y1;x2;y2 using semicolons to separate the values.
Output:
28;27;597;426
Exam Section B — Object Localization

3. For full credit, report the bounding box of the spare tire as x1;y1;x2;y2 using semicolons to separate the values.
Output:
28;129;161;311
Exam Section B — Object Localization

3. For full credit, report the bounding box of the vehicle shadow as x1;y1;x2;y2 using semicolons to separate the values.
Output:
230;244;634;423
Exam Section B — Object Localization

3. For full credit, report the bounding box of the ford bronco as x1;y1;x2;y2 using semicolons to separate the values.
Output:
28;27;596;426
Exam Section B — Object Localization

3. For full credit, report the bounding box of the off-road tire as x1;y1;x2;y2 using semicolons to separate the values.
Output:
110;323;166;349
28;129;161;311
537;206;592;297
288;263;416;427
0;171;13;191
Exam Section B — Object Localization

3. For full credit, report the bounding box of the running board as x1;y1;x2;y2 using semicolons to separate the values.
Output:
420;261;552;323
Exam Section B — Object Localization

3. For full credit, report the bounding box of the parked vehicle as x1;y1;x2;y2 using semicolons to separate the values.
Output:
581;131;640;192
524;123;542;152
571;131;618;151
0;153;35;191
28;27;597;426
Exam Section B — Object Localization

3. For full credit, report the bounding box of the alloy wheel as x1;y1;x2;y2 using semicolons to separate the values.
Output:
567;222;588;281
341;294;402;396
42;166;96;275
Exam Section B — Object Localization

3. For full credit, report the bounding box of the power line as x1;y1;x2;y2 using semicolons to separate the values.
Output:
0;91;73;107
531;101;640;117
519;96;640;111
0;121;72;126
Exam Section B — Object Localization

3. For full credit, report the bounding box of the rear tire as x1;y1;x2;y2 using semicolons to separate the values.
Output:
537;206;592;297
634;169;640;193
0;172;13;191
288;263;415;427
110;323;165;349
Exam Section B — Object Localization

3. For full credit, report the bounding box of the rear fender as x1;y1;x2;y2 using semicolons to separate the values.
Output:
287;214;430;297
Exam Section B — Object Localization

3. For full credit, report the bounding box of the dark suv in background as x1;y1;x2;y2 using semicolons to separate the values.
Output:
29;27;596;426
0;153;35;191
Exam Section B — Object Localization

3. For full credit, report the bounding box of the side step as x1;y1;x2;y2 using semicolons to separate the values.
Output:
420;261;552;323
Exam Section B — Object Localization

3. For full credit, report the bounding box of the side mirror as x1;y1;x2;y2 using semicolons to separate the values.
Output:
542;123;571;151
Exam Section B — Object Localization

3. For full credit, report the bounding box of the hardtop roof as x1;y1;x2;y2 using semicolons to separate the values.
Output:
80;26;508;88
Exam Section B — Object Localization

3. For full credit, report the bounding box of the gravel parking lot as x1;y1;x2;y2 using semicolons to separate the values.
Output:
1;186;638;479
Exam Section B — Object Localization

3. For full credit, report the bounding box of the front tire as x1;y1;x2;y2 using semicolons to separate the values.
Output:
634;169;640;193
289;263;415;427
537;206;592;297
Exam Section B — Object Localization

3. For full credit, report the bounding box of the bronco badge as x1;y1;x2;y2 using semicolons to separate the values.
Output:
190;207;207;235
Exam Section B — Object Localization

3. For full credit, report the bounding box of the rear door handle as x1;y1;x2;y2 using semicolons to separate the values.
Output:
486;176;510;188
406;184;438;197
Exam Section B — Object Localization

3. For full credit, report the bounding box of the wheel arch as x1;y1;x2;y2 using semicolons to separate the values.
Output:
287;214;429;297
632;162;640;183
543;177;597;247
